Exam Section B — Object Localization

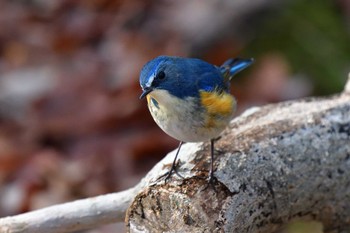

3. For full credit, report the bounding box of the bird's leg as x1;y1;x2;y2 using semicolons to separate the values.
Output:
208;138;216;184
157;141;184;183
166;141;184;180
203;139;217;190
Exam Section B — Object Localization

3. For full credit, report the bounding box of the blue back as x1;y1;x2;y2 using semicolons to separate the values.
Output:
140;56;252;99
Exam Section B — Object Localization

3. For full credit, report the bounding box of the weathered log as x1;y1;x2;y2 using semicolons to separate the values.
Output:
126;76;350;233
0;76;349;233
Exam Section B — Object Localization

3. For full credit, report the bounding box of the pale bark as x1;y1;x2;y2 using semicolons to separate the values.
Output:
126;76;350;233
0;187;141;233
1;76;349;233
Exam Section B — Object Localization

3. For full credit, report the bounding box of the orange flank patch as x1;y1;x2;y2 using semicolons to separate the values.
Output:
200;90;234;116
146;94;152;105
146;94;156;105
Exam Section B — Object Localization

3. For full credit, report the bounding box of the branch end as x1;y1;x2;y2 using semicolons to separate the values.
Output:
344;73;350;94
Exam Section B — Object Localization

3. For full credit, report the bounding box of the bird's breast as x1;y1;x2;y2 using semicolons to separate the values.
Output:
146;89;235;142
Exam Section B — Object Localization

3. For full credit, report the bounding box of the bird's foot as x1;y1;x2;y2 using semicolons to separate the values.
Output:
156;161;184;184
202;170;217;191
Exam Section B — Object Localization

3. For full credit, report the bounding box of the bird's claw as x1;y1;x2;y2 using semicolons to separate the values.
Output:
202;171;217;191
156;164;184;184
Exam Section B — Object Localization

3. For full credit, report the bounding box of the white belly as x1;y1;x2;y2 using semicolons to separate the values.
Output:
147;90;232;142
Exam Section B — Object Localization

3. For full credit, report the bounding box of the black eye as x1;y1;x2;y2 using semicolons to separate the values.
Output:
156;71;165;80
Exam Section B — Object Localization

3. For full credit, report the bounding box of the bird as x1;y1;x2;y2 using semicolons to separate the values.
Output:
139;55;253;183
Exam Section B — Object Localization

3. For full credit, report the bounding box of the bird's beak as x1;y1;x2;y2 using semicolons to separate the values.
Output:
139;87;153;99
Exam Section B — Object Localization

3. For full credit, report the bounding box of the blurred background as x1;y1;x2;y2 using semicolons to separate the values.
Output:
0;0;348;232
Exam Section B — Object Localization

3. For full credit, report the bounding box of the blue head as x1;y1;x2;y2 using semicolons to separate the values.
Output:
139;56;253;99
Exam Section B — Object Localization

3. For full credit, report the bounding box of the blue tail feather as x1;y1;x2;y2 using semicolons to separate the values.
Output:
220;58;254;80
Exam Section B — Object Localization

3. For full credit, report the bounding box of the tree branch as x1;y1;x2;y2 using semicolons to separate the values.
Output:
1;76;349;233
126;75;350;233
0;186;141;233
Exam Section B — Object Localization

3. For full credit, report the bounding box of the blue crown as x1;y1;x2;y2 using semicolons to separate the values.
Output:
140;56;253;99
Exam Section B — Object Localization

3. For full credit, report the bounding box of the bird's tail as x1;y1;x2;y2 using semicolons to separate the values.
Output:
220;58;254;81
